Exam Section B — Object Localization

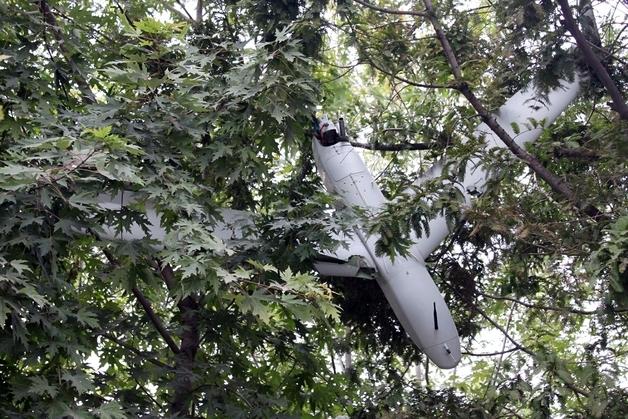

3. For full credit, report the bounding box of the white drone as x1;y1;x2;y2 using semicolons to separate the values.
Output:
97;77;582;369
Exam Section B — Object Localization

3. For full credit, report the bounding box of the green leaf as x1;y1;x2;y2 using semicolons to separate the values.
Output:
27;376;58;397
236;290;275;323
94;401;127;419
84;126;112;139
75;308;100;328
9;259;32;275
18;284;48;306
62;371;95;394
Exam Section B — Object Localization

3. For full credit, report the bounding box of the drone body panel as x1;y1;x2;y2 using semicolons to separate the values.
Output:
313;140;387;209
312;131;462;369
406;78;583;257
311;78;581;367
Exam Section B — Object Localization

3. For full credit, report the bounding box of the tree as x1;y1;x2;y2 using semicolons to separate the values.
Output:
0;0;626;417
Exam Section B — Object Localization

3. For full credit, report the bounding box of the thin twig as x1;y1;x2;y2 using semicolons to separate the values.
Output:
352;0;427;17
175;0;194;21
134;377;164;410
163;3;195;23
462;347;519;357
98;331;174;370
487;303;516;393
350;140;435;151
368;58;451;89
320;63;362;84
479;292;601;315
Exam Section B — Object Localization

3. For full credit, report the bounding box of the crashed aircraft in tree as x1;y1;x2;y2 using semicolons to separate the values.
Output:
97;76;582;369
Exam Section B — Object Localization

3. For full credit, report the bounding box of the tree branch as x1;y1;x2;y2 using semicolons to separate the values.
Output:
553;146;599;161
442;273;592;398
350;140;435;151
170;294;200;416
174;0;194;22
474;304;535;358
99;247;181;354
158;262;177;291
112;0;136;29
367;58;450;89
37;0;96;104
462;347;519;357
352;0;426;17
133;377;164;410
479;292;598;315
471;298;590;397
163;3;195;23
98;331;174;370
195;0;203;23
160;262;201;417
421;0;603;220
130;286;181;354
556;0;628;120
481;292;628;315
487;302;516;391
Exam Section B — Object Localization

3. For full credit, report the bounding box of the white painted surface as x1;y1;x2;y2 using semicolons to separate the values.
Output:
311;78;581;368
96;192;252;244
313;134;462;369
408;78;582;257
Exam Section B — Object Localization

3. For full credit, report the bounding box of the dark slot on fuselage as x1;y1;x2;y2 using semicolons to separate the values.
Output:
433;302;439;330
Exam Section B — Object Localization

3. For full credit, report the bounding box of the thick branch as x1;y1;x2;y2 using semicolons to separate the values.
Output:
131;286;181;354
421;0;603;220
352;0;426;17
556;0;628;120
196;0;203;22
350;140;434;151
458;83;601;219
37;0;96;104
170;295;200;416
158;262;177;291
553;146;599;161
161;263;201;417
100;247;181;354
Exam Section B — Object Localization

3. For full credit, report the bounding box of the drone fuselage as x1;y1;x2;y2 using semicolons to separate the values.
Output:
312;137;461;368
311;77;581;368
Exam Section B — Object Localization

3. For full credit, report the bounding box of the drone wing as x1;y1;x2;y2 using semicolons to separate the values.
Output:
95;192;379;279
95;192;252;244
313;229;378;279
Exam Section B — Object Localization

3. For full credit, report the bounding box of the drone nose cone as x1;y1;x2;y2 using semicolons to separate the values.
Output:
424;336;461;369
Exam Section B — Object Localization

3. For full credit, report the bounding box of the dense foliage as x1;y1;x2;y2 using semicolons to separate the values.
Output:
0;0;626;417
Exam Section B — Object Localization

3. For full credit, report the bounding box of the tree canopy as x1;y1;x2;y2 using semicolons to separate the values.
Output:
0;0;626;417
